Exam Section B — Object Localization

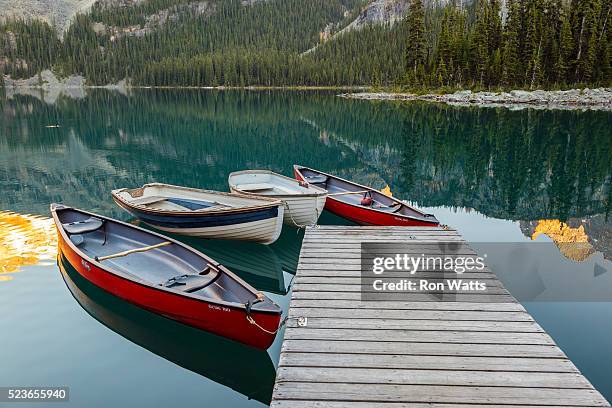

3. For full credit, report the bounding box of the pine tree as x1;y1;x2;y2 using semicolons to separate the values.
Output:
454;7;470;86
593;1;610;83
573;0;602;82
540;0;561;86
405;0;426;86
557;12;574;84
472;0;490;85
525;1;544;89
488;0;503;85
488;0;503;55
502;0;522;86
490;48;502;84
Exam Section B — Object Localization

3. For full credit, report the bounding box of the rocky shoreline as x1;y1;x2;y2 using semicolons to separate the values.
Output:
339;88;612;111
2;70;129;103
4;71;610;111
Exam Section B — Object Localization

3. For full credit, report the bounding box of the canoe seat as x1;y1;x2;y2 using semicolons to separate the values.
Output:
63;217;104;234
304;174;328;184
161;271;219;293
69;234;85;246
236;183;296;195
130;196;168;206
377;203;403;213
235;183;274;192
166;198;228;211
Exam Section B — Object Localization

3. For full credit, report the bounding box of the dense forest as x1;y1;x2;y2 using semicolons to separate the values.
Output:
0;0;610;88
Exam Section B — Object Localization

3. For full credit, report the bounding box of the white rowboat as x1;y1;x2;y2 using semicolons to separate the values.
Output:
111;183;285;244
228;170;327;227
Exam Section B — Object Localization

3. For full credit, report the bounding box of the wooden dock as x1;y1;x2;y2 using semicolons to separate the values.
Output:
271;226;610;407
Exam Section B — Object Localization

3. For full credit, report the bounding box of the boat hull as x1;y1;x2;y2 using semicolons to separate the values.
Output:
53;213;281;350
113;198;284;244
229;188;326;227
322;195;439;226
279;194;327;226
294;167;439;227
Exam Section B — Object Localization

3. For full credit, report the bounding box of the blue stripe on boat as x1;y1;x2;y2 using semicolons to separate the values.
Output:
127;206;278;228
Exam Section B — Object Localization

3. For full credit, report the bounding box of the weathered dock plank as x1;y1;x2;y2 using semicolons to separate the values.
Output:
276;367;592;388
271;226;610;407
280;339;567;358
273;382;606;406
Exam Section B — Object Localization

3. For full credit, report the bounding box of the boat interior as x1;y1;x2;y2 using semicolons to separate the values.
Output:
56;208;264;306
230;171;325;196
181;236;287;295
298;168;432;219
114;184;277;212
129;195;231;212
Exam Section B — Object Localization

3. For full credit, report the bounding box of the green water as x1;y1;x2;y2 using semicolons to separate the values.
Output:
0;89;611;406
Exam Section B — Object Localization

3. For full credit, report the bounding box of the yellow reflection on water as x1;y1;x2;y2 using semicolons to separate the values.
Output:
531;219;594;262
0;211;58;279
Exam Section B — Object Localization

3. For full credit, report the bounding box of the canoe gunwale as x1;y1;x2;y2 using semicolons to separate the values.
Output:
50;204;282;316
111;183;284;217
229;186;326;200
293;165;439;226
228;169;328;199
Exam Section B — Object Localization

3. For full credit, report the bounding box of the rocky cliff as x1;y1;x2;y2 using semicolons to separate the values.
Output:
340;0;409;33
0;0;97;34
305;0;465;54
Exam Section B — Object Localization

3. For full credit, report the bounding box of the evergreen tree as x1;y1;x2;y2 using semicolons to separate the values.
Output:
488;0;503;84
593;0;610;83
472;0;490;85
435;8;453;84
541;0;562;85
502;0;521;86
557;12;575;84
572;0;602;82
405;0;426;85
525;1;544;89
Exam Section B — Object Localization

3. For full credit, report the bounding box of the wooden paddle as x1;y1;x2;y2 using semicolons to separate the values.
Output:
96;241;172;262
328;190;370;197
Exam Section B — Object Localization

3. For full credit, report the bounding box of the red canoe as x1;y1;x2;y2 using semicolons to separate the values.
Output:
293;165;439;227
50;204;282;350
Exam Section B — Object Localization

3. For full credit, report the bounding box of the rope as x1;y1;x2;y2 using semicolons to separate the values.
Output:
285;272;297;292
246;314;290;335
283;201;304;228
282;200;320;229
246;272;299;334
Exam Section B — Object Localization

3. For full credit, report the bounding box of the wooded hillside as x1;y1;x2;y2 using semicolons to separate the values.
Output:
0;0;610;88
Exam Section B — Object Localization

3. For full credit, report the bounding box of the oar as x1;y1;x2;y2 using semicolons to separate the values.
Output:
328;190;370;197
96;241;172;262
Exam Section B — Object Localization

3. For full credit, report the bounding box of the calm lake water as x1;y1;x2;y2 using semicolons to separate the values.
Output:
0;89;611;406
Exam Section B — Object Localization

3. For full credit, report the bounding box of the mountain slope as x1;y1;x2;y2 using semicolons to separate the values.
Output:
1;0;609;89
341;0;409;32
0;0;97;34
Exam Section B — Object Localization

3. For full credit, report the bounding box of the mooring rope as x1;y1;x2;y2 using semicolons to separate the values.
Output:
285;271;297;292
245;272;298;335
282;200;320;230
246;314;290;335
